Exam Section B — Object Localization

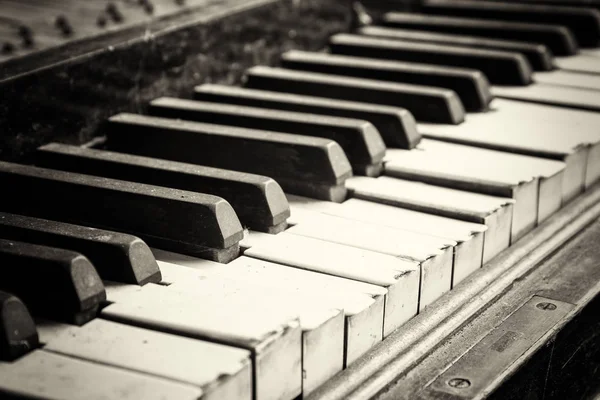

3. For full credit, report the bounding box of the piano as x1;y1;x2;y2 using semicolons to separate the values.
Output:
0;0;599;398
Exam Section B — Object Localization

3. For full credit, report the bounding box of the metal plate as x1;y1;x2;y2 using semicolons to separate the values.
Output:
428;295;574;398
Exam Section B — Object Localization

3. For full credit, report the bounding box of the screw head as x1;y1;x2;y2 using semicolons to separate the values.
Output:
536;302;557;311
447;378;471;389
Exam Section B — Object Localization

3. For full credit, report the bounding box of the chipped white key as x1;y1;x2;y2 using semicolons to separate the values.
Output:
241;231;421;333
154;249;388;363
0;350;203;400
346;176;514;264
420;98;600;199
286;207;455;308
136;262;344;395
38;319;252;400
101;283;302;400
287;195;487;285
385;138;565;226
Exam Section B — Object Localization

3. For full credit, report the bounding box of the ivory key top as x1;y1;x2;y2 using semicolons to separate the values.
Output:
101;283;302;400
242;230;421;336
153;250;387;369
346;176;514;264
38;319;253;400
286;208;455;309
0;350;203;400
286;194;487;286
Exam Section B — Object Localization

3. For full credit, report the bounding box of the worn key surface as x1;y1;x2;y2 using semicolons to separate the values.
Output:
0;212;161;285
383;140;566;238
329;33;533;86
358;26;554;71
0;291;38;361
193;84;421;149
0;239;106;325
105;113;352;202
287;194;488;285
242;230;421;336
0;350;203;400
287;208;455;309
280;50;492;112
346;176;514;263
381;12;578;56
420;98;600;198
421;0;600;47
148;97;386;176
39;319;253;400
245;66;465;124
491;83;600;112
0;161;243;262
394;139;566;223
102;283;302;400
154;250;388;367
151;262;344;394
36;143;290;234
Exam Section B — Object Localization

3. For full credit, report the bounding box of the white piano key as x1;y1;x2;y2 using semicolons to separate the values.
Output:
533;70;600;91
385;138;565;225
384;151;537;240
141;261;344;394
101;283;302;400
286;195;487;285
153;250;387;365
241;231;420;336
420;98;599;200
0;350;203;400
38;319;253;400
286;208;455;309
554;54;600;75
491;83;600;112
346;176;514;264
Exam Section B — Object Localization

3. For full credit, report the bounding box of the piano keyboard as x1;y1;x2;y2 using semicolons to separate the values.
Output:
1;0;600;399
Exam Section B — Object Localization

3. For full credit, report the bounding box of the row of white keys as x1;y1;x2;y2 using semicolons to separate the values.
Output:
285;206;454;308
154;250;386;366
36;318;252;400
286;194;487;285
345;176;514;264
384;138;566;235
102;281;302;400
421;98;600;197
153;260;345;394
240;231;420;336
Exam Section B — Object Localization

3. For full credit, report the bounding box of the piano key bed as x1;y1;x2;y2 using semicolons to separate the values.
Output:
2;0;600;399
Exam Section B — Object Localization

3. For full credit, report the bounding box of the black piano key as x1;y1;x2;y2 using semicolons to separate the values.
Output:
36;143;291;234
280;50;492;112
0;212;161;285
329;34;533;86
358;26;554;71
381;12;579;56
104;113;353;202
193;84;421;149
0;162;243;263
0;291;39;361
148;97;386;176
421;0;600;48
0;239;106;325
244;66;466;124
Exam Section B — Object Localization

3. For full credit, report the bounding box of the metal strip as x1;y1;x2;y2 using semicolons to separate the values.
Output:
428;296;574;399
307;182;600;400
